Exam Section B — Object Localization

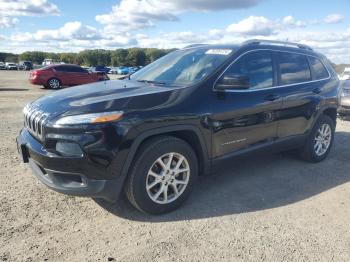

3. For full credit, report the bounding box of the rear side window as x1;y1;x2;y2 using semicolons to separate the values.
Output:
308;56;329;80
54;66;66;72
224;50;274;89
278;52;311;85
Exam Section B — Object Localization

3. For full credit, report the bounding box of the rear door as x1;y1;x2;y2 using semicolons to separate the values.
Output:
210;50;283;158
62;66;90;85
71;66;91;85
53;66;69;85
275;52;329;138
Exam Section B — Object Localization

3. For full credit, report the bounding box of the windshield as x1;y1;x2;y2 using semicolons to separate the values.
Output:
130;47;234;86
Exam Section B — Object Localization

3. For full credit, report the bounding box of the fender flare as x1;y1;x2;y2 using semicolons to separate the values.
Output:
111;124;211;199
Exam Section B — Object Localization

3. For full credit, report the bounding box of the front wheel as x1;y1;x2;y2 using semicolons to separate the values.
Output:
125;136;198;214
299;115;335;162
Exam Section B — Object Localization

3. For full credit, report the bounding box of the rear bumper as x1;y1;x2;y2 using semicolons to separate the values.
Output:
16;128;124;201
29;78;44;85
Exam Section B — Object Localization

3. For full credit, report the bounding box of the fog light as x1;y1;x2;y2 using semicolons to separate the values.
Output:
56;141;83;157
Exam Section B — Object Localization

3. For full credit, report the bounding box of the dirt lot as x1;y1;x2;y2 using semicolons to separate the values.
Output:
1;70;350;262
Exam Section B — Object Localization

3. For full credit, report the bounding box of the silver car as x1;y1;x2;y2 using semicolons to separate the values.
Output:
339;80;350;117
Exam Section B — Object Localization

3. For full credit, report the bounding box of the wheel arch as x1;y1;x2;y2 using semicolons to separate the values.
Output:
322;107;337;124
108;125;211;201
122;125;210;178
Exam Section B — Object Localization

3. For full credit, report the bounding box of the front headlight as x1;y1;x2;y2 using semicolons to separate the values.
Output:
54;111;123;125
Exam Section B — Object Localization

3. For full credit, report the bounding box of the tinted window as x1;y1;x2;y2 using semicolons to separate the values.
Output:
224;50;274;89
278;52;311;85
54;66;66;72
65;66;87;73
308;56;329;80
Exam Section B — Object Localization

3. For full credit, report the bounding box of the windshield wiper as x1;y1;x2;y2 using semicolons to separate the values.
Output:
137;79;166;85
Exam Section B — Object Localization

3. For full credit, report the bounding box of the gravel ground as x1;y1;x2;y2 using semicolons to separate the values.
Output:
1;70;350;262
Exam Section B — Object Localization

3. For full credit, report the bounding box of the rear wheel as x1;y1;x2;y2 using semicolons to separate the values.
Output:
299;115;335;162
125;136;198;214
47;78;61;89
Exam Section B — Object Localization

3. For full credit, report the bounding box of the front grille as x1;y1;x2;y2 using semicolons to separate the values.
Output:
23;104;49;140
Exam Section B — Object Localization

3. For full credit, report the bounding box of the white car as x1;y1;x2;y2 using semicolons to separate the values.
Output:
5;62;18;70
339;68;350;80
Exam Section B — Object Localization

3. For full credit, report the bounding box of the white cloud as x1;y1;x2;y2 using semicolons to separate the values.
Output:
4;11;350;64
12;22;101;41
0;0;60;16
226;15;306;36
164;0;264;11
9;21;137;53
96;0;264;33
324;14;344;24
0;17;19;28
282;15;306;27
227;16;275;36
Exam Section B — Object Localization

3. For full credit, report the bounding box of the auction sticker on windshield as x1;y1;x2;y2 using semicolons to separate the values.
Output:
205;49;232;55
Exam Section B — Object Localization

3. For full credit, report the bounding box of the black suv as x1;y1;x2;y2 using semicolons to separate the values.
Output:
19;61;33;71
16;40;340;214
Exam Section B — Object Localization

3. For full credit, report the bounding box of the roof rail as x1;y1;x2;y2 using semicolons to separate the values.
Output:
243;39;313;51
183;44;207;49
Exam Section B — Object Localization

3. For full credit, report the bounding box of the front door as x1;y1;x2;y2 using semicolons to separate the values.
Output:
209;50;283;158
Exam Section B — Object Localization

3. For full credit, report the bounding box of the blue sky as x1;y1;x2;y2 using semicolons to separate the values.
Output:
0;0;349;63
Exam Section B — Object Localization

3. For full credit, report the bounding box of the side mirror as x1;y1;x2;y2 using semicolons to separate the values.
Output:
215;74;250;90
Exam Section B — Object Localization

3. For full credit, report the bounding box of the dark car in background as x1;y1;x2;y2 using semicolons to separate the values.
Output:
89;65;110;74
19;61;33;71
30;64;109;89
0;62;6;70
339;80;350;117
17;40;340;214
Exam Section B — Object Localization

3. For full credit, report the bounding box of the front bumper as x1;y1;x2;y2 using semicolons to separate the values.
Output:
16;128;124;201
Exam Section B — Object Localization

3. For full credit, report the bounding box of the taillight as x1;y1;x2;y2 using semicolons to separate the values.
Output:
31;71;38;78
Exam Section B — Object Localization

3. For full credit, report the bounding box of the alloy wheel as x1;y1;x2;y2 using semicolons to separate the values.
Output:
146;152;190;204
314;123;332;156
49;79;60;89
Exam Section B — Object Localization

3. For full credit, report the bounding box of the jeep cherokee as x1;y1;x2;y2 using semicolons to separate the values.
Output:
16;40;340;214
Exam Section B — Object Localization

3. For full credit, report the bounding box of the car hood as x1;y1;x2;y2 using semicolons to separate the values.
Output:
29;79;180;120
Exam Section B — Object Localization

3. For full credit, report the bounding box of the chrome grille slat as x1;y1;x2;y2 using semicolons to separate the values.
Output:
23;104;47;140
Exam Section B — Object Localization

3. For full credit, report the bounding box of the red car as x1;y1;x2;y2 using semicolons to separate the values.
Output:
30;64;109;89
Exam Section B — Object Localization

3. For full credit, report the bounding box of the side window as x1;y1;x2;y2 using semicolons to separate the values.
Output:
65;66;78;73
54;66;66;72
278;52;311;85
224;51;274;89
308;56;329;80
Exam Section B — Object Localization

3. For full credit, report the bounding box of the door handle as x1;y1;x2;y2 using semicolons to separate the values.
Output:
264;94;280;101
313;87;321;94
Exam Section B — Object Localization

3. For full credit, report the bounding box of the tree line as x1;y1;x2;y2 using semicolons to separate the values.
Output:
0;48;176;67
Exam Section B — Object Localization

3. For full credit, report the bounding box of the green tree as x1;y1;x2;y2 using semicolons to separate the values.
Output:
126;48;146;66
145;48;166;64
60;53;78;64
111;49;128;66
5;55;18;63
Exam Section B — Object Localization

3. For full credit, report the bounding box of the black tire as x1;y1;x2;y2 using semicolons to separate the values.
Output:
47;78;61;89
125;136;198;214
299;115;335;162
